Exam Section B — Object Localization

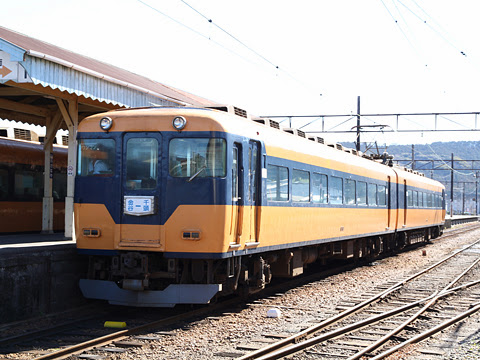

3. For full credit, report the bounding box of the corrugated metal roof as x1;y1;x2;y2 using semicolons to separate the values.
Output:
0;26;214;108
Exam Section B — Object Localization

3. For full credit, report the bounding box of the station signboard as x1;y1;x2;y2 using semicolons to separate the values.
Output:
0;50;30;83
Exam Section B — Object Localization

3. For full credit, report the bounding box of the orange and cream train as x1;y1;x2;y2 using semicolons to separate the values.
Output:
75;106;445;307
0;137;67;233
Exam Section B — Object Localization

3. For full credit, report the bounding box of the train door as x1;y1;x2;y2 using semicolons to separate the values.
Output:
119;133;162;246
403;180;407;227
232;143;243;244
387;176;392;229
248;141;260;243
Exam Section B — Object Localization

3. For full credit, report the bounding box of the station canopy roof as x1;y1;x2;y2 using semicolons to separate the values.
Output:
0;25;214;127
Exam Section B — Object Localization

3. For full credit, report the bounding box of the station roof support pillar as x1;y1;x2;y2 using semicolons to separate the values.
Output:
56;98;78;238
42;111;63;233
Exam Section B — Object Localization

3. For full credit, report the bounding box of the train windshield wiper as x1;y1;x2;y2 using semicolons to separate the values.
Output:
187;166;206;182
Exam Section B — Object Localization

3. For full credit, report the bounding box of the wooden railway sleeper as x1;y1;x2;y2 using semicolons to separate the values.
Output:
252;280;480;360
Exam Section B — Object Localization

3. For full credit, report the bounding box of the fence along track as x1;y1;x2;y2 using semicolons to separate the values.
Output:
238;237;480;360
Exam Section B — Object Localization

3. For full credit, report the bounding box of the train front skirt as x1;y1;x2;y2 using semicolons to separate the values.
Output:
79;279;222;307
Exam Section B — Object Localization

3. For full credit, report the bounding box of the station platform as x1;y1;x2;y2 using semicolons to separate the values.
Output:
0;232;86;324
0;232;74;249
445;215;480;228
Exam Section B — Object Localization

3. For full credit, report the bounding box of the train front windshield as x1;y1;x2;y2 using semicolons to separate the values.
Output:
169;138;226;178
77;139;115;176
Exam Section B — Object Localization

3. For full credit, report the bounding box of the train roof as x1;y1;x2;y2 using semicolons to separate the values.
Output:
78;106;444;190
0;136;67;166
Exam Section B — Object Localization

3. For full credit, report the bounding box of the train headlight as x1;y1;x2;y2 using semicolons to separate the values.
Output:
99;117;113;131
172;116;187;131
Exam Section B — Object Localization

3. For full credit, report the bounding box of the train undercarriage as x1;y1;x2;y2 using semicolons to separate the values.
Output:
81;225;443;307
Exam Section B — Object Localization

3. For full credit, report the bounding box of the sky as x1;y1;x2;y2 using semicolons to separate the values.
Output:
2;0;480;146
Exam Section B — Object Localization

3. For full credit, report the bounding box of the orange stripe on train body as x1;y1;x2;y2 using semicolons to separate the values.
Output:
75;202;444;255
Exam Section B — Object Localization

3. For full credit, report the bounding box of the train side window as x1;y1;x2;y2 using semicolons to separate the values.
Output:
77;139;115;176
312;173;327;204
378;185;387;206
266;165;288;201
427;193;433;207
14;168;43;201
423;192;427;207
126;138;158;189
407;189;413;207
292;169;310;202
413;191;418;207
329;176;343;204
53;171;67;201
0;168;8;200
368;183;377;206
357;181;367;205
345;179;356;205
232;147;238;201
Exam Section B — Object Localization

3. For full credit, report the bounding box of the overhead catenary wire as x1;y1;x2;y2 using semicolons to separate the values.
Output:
179;0;322;94
380;0;426;66
396;0;467;57
135;0;258;67
137;0;321;96
179;0;279;71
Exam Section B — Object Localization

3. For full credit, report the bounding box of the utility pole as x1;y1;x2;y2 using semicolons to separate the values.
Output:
356;96;361;152
411;145;415;170
476;174;478;216
451;153;454;217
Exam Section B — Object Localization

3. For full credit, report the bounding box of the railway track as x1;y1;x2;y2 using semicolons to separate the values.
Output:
237;228;480;359
0;258;359;359
0;223;478;360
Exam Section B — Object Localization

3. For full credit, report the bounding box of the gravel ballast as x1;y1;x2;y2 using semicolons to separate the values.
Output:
104;224;480;360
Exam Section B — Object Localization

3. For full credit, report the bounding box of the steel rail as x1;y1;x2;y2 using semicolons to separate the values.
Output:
239;237;480;360
29;259;362;359
347;256;480;360
254;280;480;360
32;297;240;360
371;303;480;360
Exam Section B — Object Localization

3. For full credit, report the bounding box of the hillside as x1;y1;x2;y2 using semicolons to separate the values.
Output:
340;141;480;214
341;141;480;175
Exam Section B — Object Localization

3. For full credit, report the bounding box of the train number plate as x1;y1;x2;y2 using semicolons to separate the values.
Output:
124;196;155;216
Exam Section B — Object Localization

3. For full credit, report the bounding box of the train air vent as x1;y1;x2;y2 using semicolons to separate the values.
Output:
39;136;58;144
269;120;280;129
252;118;280;129
283;128;305;138
335;144;343;150
316;137;324;144
344;148;352;154
62;135;69;145
14;128;31;141
234;107;248;118
307;136;316;142
351;149;357;155
0;129;7;137
205;104;248;118
253;118;267;125
327;143;335;148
